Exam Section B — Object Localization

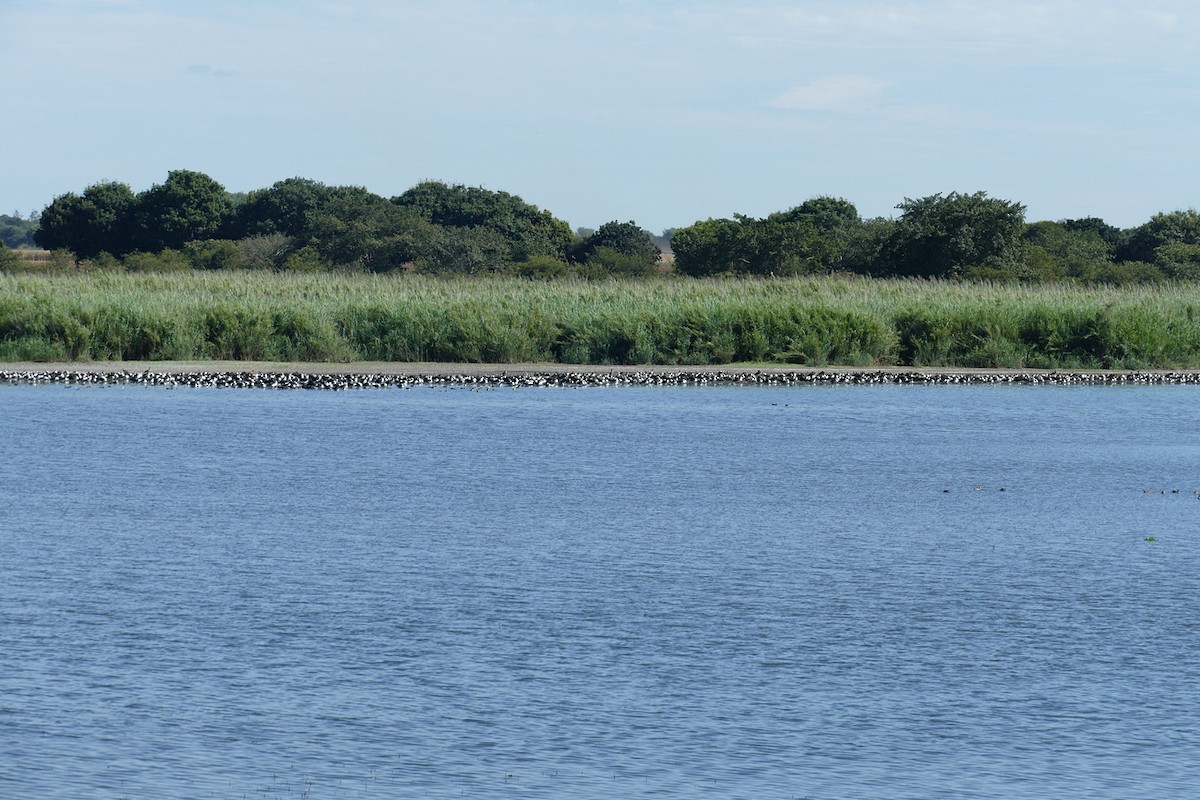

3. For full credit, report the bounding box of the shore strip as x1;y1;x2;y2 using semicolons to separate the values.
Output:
5;362;1200;389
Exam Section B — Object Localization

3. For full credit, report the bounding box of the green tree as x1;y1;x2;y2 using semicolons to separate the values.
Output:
572;220;661;267
1121;210;1200;263
670;217;748;276
233;177;338;240
841;217;895;275
1154;242;1200;279
34;181;138;257
767;196;863;271
80;181;138;256
795;197;863;271
1019;221;1113;280
1062;217;1126;255
788;196;861;230
136;170;234;251
394;181;574;261
418;225;512;273
880;192;1026;278
32;192;86;253
306;190;438;270
673;199;865;278
0;213;37;248
745;215;837;275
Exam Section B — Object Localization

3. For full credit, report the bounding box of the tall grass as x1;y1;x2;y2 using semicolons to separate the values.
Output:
4;271;1200;368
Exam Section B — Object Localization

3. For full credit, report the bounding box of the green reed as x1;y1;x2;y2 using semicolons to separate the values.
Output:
4;271;1200;368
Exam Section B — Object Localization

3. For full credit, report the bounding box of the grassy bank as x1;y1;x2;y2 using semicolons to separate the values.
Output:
4;271;1200;368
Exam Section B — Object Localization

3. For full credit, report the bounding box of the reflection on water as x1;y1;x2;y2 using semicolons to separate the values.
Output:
2;383;1200;799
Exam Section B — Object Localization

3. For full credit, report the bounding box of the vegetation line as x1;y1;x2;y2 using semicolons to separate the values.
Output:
5;171;1200;283
6;272;1200;369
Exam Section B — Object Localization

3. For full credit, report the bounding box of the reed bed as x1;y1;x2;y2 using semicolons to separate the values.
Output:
4;271;1200;368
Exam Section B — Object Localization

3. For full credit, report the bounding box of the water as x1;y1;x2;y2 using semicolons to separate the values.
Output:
2;382;1200;799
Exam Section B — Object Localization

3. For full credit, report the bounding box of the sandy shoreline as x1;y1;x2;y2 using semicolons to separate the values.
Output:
5;361;1200;388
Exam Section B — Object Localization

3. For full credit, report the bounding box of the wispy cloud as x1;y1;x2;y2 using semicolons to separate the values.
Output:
769;75;889;112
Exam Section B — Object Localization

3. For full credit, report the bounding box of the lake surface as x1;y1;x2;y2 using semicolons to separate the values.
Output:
2;382;1200;799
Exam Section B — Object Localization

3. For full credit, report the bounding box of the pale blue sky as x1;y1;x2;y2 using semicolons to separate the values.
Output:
4;0;1198;232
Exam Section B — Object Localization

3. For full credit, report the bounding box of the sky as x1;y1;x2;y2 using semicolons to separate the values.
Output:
4;0;1199;232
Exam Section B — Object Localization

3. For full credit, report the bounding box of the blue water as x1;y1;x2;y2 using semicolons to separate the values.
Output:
2;383;1200;799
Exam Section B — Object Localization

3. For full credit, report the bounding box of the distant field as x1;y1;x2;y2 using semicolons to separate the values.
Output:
13;249;52;262
4;271;1200;368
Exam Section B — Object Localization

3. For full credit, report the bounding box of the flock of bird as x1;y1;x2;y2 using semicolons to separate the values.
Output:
6;367;1200;390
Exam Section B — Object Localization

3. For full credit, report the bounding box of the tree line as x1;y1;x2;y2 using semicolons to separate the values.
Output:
672;193;1200;283
15;171;661;277
0;211;38;249
5;169;1200;283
